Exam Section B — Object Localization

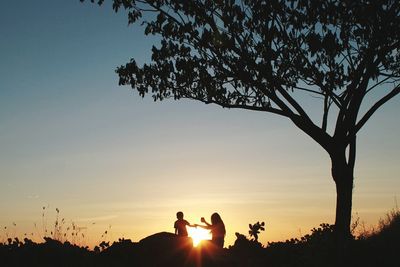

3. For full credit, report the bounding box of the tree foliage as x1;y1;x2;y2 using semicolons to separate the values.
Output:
82;0;399;147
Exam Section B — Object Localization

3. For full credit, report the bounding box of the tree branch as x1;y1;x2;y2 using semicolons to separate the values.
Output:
276;85;312;120
354;85;400;134
191;97;290;117
347;135;356;170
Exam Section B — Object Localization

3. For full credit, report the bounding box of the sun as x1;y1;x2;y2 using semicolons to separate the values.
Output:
188;227;212;246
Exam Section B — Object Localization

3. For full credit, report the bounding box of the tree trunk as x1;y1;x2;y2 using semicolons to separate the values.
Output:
331;151;354;241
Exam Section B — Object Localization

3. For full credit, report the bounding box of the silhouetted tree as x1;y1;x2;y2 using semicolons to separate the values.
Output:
82;0;400;242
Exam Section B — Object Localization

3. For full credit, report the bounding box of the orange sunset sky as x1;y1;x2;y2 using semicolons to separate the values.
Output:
0;1;399;248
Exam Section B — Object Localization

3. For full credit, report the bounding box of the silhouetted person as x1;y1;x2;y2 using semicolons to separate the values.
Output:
174;211;194;236
197;212;226;248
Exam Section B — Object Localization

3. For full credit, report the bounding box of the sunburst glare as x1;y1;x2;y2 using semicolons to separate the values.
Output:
188;227;212;246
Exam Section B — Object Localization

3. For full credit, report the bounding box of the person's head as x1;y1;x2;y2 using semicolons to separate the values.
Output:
176;211;184;220
211;212;223;225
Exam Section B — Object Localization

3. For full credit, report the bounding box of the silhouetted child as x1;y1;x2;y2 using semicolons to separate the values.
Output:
174;211;194;236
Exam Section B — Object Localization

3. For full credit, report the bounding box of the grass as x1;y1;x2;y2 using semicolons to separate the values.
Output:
1;206;113;249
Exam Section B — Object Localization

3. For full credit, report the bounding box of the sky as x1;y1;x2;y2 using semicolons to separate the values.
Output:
0;1;399;248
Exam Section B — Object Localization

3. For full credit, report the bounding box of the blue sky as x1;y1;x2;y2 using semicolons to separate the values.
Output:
0;1;399;246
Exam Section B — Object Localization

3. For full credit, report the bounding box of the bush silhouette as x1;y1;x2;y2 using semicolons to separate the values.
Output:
248;221;265;242
1;211;399;267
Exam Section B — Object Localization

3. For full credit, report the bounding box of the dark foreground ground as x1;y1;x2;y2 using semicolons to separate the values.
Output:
1;217;399;267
